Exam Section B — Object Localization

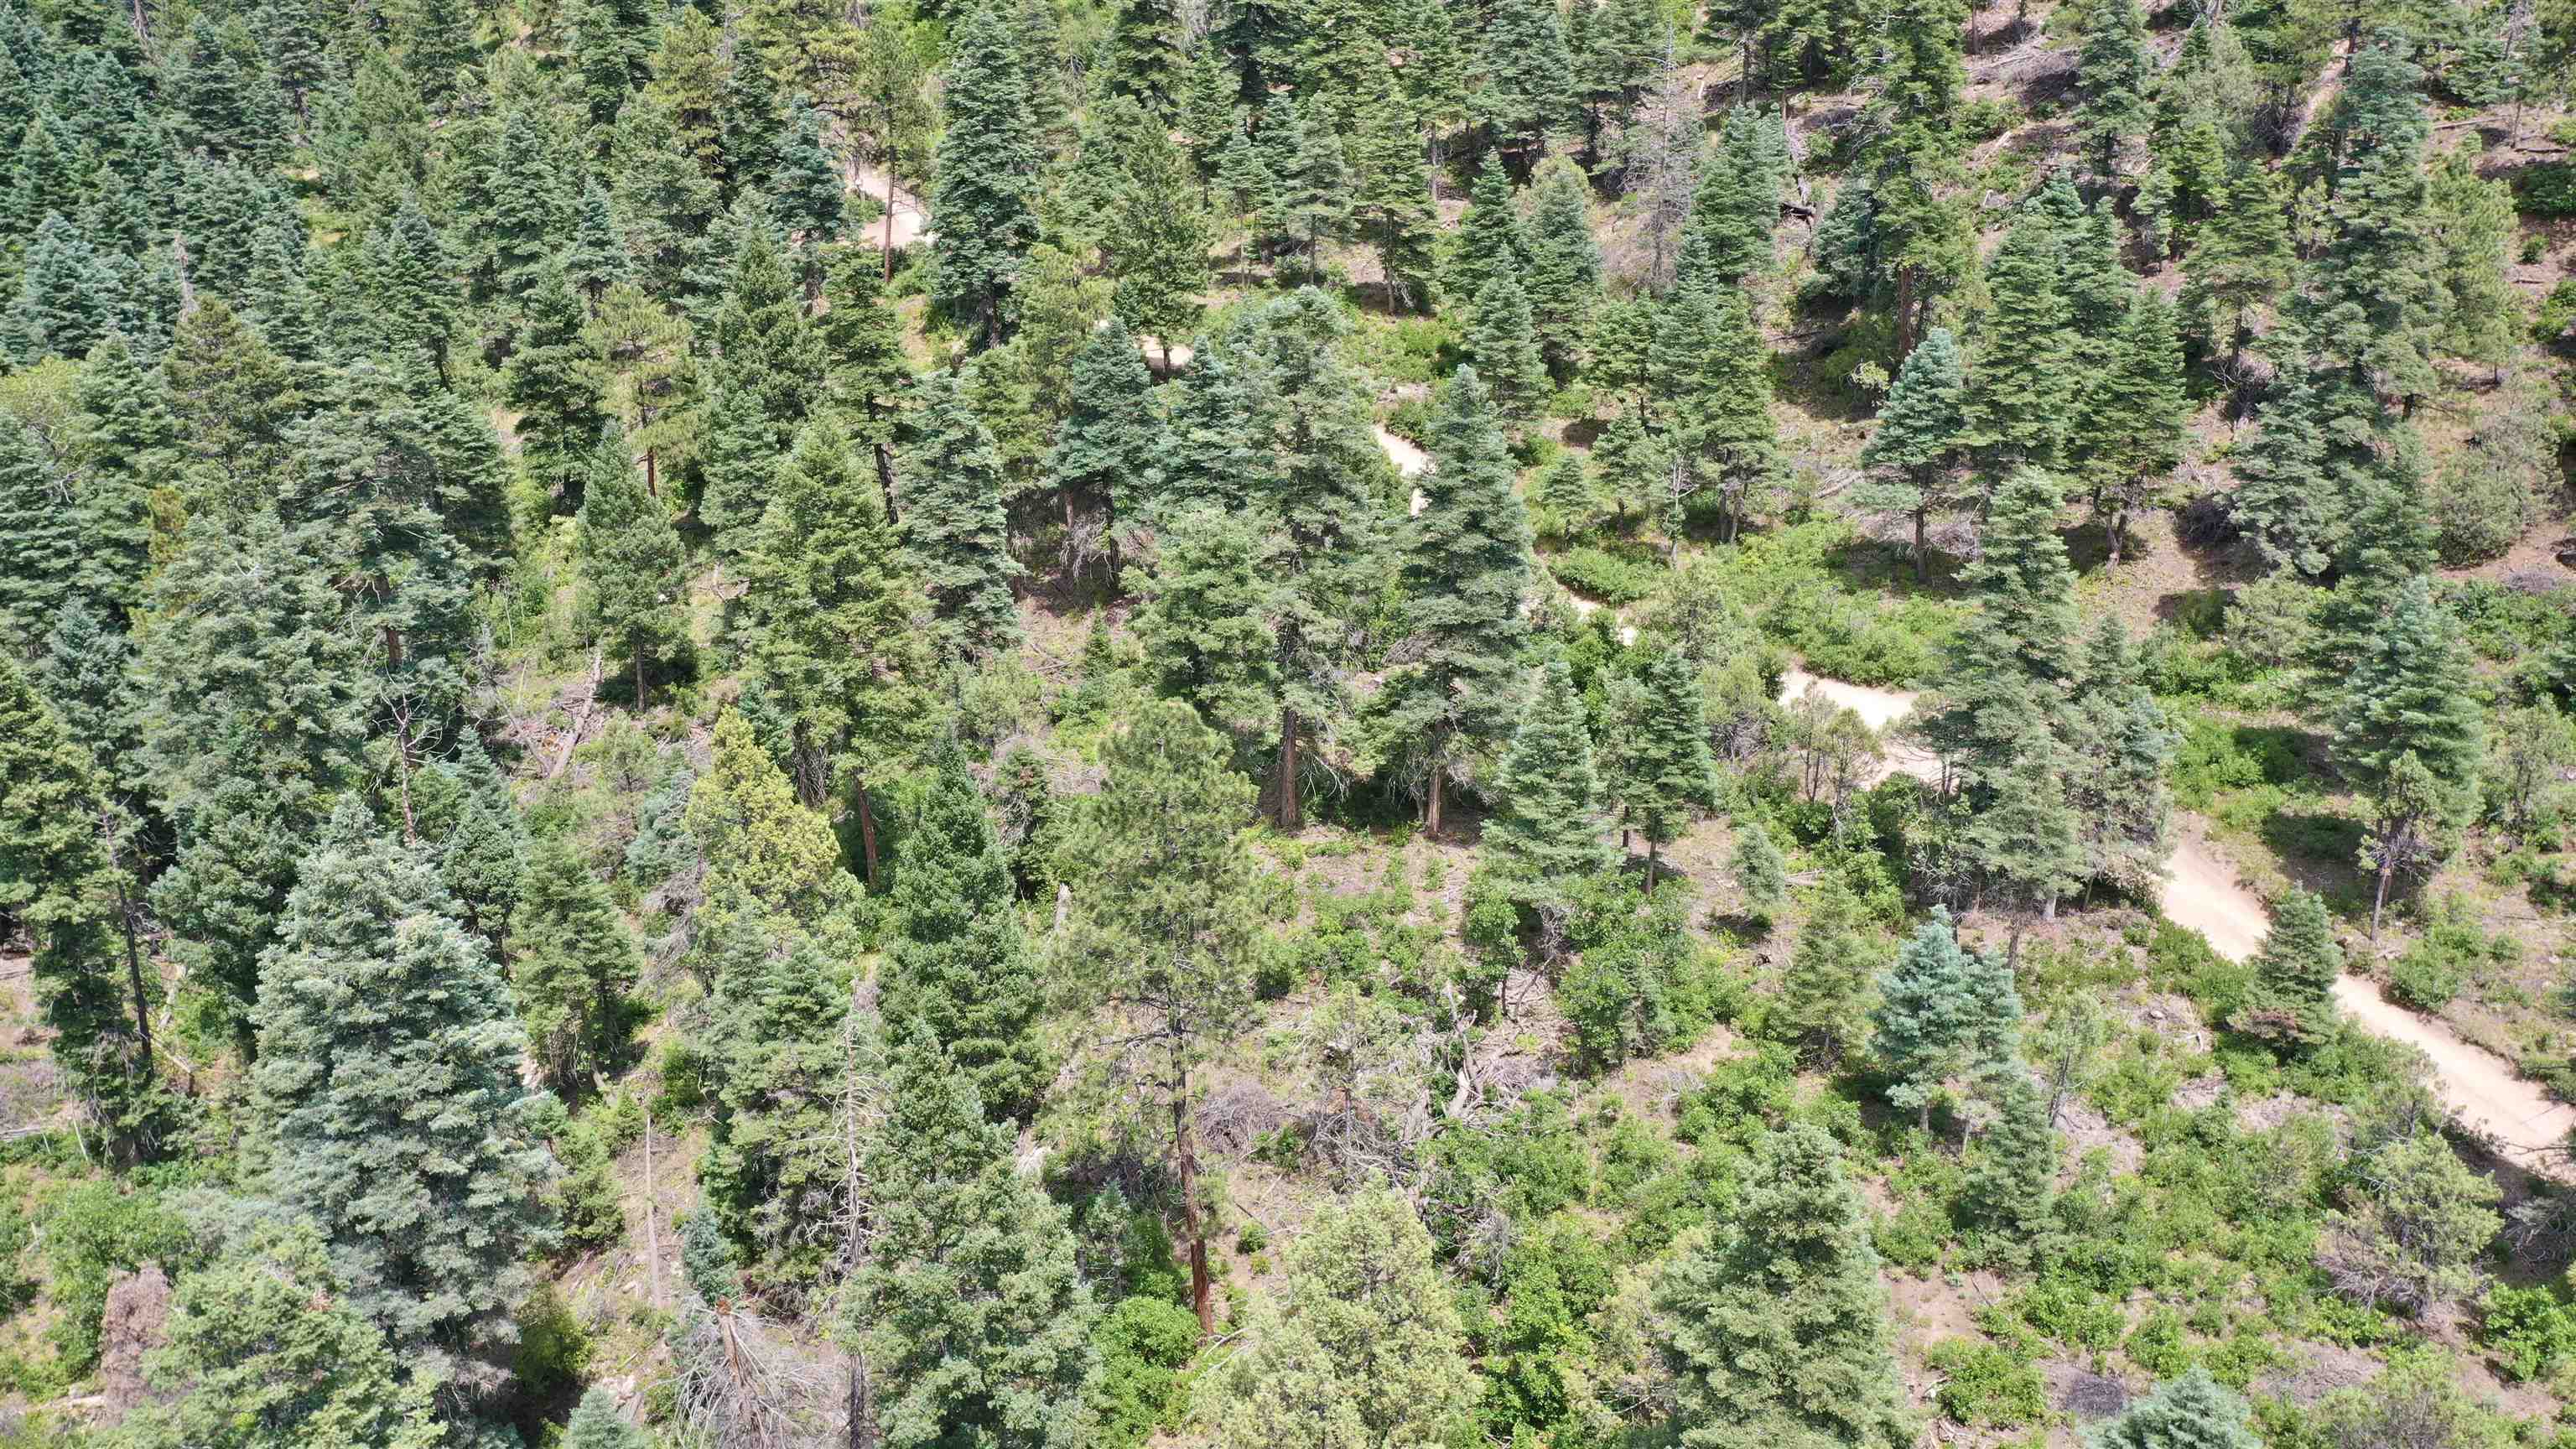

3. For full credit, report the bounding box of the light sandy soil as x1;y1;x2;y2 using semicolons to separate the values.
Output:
849;164;930;251
1777;667;1941;785
1774;667;2576;1169
1374;425;1428;478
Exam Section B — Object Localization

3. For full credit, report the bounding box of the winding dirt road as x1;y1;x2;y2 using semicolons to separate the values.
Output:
1775;668;2576;1168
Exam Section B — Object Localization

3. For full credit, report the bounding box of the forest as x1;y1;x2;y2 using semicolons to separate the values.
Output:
2;0;2576;1441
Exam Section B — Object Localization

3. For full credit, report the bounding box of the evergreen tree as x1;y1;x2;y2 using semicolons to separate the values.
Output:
439;750;527;955
1447;153;1531;314
1730;816;1789;918
1961;205;2075;478
504;267;610;512
2089;1368;2261;1449
1774;879;1876;1067
699;914;854;1279
1345;75;1437;311
1485;659;1616;915
1464;276;1551;427
842;1028;1100;1449
687;709;859;941
1963;1062;2056;1246
1654;1124;1912;1449
1046;317;1162;548
2335;575;2484;932
0;415;75;651
506;835;640;1098
1108;111;1213;351
1375;367;1531;836
1855;324;1966;579
900;370;1024;657
115;1219;441;1449
2306;31;2438;417
1623;649;1721;889
561;1387;651;1449
2180;155;2293;366
2068;291;2187;567
1271;96;1349;277
1522;158;1603;376
566;179;634;314
2075;0;2154;184
882;742;1051;1122
575;434;686;708
1872;910;1994;1131
1128;506;1282;739
1655;283;1779;543
65;335;174;615
1056;700;1263;1332
2231;886;2343;1050
931;0;1042;344
252;803;558;1394
1481;0;1579;158
1675;106;1786;292
2068;617;2176;896
8;212;122;364
1209;1187;1481;1449
2427;143;2518;377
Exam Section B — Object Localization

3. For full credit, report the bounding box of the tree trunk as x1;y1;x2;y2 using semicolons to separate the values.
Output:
2371;854;2394;937
1894;265;1920;359
634;642;647;709
1275;709;1301;830
1425;761;1445;837
1173;1055;1213;1336
883;169;900;283
849;1353;875;1449
645;444;659;499
644;1110;662;1308
1914;506;1929;582
1644;839;1659;894
2107;506;2127;568
857;775;881;889
114;877;152;1072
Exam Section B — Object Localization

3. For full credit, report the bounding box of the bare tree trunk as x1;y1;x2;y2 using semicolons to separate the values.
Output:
884;169;900;283
1172;1050;1213;1336
1274;709;1301;830
2371;856;2393;937
635;642;647;710
848;1353;875;1449
112;872;152;1072
1425;761;1445;837
1644;840;1659;894
1914;507;1929;581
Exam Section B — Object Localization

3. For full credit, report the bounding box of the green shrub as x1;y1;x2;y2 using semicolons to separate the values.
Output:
1927;1338;2046;1426
2516;163;2576;217
2481;1284;2576;1381
1549;544;1665;606
2012;1277;2125;1351
2126;1304;2191;1378
39;1182;185;1374
1094;1295;1202;1447
2388;896;2517;1011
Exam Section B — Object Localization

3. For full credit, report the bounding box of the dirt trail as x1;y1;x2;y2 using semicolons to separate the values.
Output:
1774;667;2575;1170
849;164;930;251
1779;668;1941;784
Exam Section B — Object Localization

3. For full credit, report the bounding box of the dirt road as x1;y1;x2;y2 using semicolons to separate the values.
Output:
849;164;930;251
1773;667;2575;1168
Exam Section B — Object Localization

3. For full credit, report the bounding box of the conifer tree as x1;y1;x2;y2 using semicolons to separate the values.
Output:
1855;324;1966;580
252;803;558;1394
882;742;1051;1122
1108;112;1213;352
66;335;173;615
1522;158;1603;376
2427;143;2519;377
565;179;633;313
1447;153;1530;313
2068;617;2176;895
1210;1187;1481;1449
575;434;685;708
1128;506;1283;740
1046;317;1162;549
1774;879;1877;1067
1485;659;1616;917
1656;283;1778;542
931;0;1042;344
1465;276;1551;427
1963;1063;2055;1243
687;709;857;940
2231;886;2343;1050
0;415;75;651
7;212;122;365
439;751;527;956
504;267;610;512
843;1028;1100;1449
1345;75;1437;311
1674;106;1786;292
900;370;1024;657
2090;1368;2261;1449
2335;576;2484;932
2075;0;2153;184
1272;97;1349;278
1622;649;1720;891
1872;910;1992;1131
818;247;913;501
2181;155;2293;366
1481;0;1578;158
1730;817;1789;918
562;1388;650;1449
2068;291;2187;568
506;835;640;1098
2306;31;2438;417
1057;700;1263;1333
699;915;853;1279
1961;205;2075;478
1376;368;1531;836
1654;1124;1912;1449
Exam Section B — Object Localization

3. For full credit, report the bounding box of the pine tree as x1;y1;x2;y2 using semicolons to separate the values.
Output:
2181;155;2293;366
843;1028;1100;1449
2427;143;2519;377
65;336;172;615
2231;886;2343;1049
1128;506;1283;739
1344;73;1437;312
2068;617;2176;896
1211;1187;1481;1449
1855;325;1966;579
1056;700;1263;1332
1730;817;1789;918
2335;575;2484;932
1774;879;1877;1067
575;434;685;708
252;803;557;1394
1522;158;1602;376
1375;367;1531;836
1961;205;2075;478
506;835;640;1098
882;742;1051;1122
1654;1124;1913;1449
900;370;1024;657
0;414;76;651
1464;276;1551;427
1447;152;1531;313
1485;659;1616;914
687;709;858;941
931;0;1042;344
1963;1062;2055;1244
1617;649;1721;891
2089;1368;2262;1449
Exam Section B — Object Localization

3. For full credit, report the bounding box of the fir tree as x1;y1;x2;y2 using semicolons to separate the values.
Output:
900;370;1024;657
2068;291;2188;567
2335;575;2484;932
2089;1369;2262;1449
2427;143;2519;377
1730;816;1789;918
575;434;685;708
0;414;75;651
562;1388;651;1449
506;267;610;515
1622;649;1721;890
439;753;526;956
1855;324;1966;579
2181;155;2293;366
2068;617;2176;896
1107;112;1213;356
843;1028;1100;1449
1481;0;1579;158
1963;1062;2055;1244
1375;367;1531;836
1485;659;1616;916
2075;0;2153;184
1522;158;1603;376
1464;276;1551;427
65;336;172;615
1961;205;2075;479
8;212;122;364
1447;153;1531;314
506;835;640;1098
1654;1124;1913;1449
1872;910;1994;1131
1774;879;1877;1067
882;742;1051;1122
2231;886;2343;1050
1046;317;1162;549
251;803;558;1394
2306;30;2438;417
699;914;854;1279
1127;505;1282;740
931;0;1042;344
1656;283;1778;543
735;418;934;874
687;709;858;941
1344;74;1438;311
